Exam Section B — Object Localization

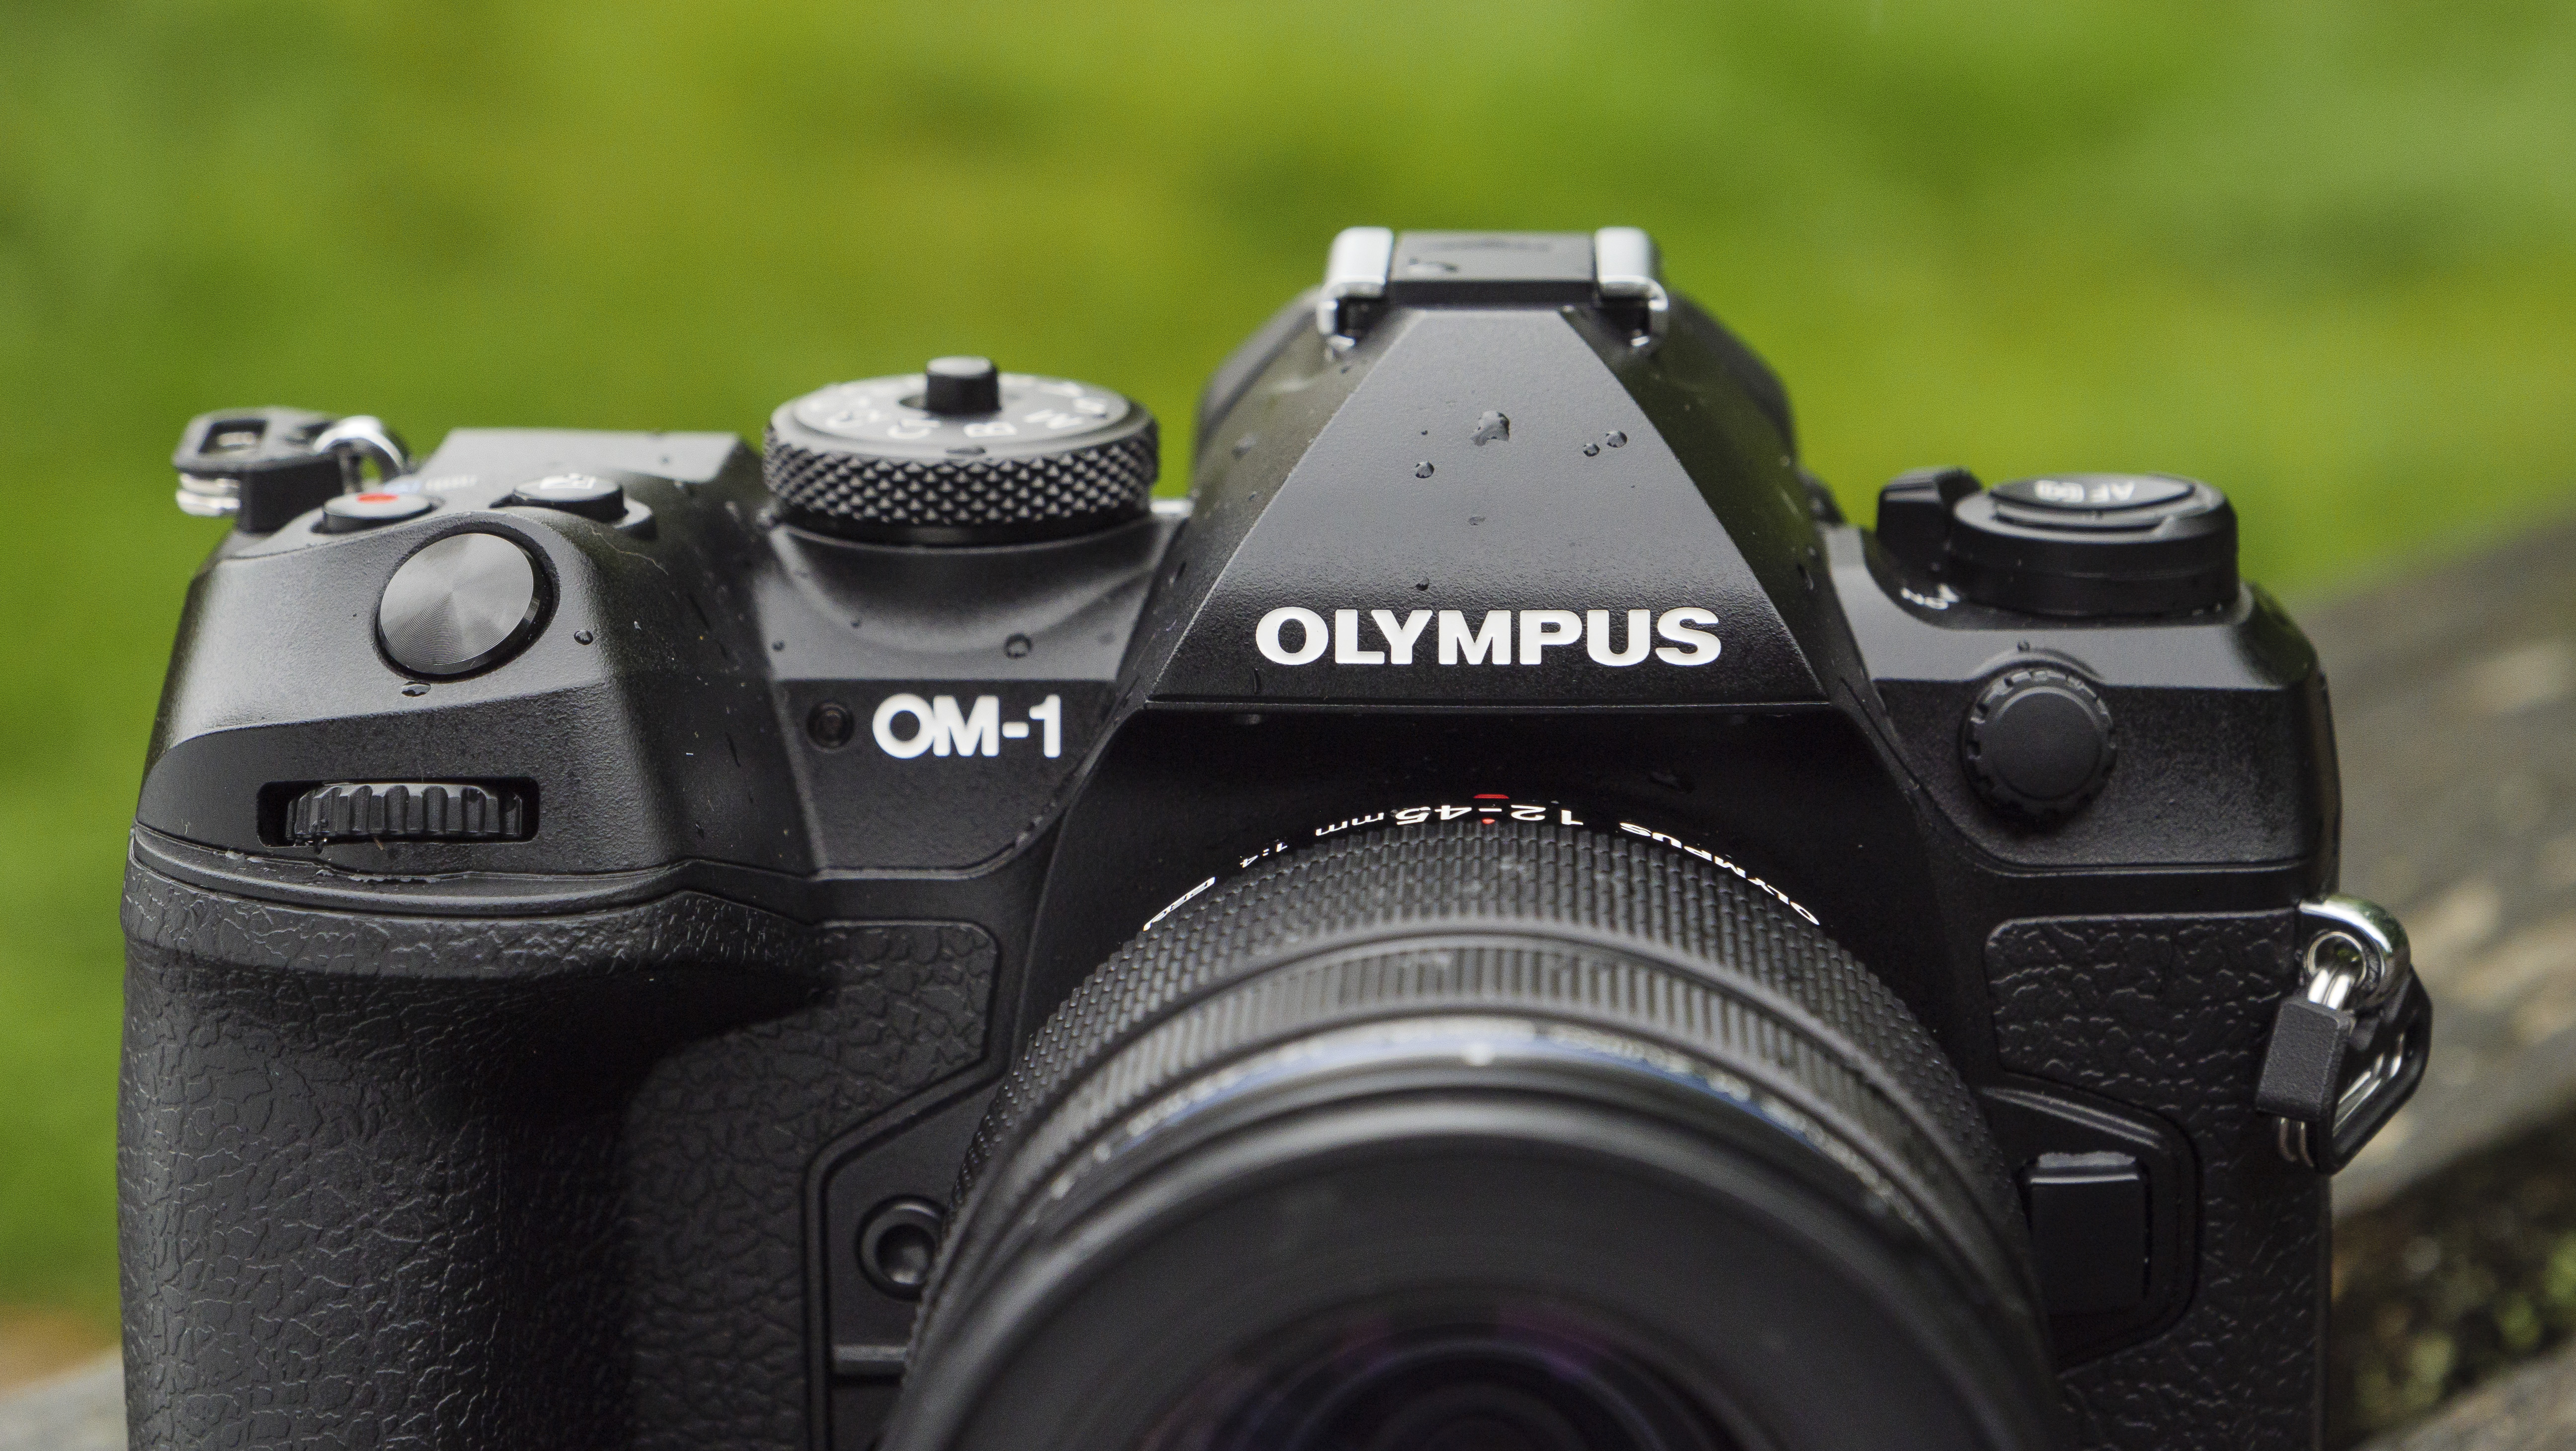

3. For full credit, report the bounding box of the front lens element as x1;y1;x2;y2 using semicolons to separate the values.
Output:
1144;1303;1735;1451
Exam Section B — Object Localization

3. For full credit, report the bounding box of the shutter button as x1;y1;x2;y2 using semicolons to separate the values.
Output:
319;491;435;533
378;531;550;677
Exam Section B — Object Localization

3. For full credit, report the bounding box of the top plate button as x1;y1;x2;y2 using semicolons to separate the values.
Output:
318;490;435;533
1992;475;2195;513
505;473;627;522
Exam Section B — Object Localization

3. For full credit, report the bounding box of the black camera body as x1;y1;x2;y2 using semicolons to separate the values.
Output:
124;229;2426;1451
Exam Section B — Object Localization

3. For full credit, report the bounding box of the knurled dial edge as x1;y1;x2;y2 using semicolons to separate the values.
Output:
763;366;1159;542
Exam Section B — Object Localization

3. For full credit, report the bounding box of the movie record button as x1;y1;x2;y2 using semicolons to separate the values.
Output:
317;490;435;533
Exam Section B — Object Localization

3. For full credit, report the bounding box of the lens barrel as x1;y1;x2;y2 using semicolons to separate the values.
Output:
882;821;2060;1451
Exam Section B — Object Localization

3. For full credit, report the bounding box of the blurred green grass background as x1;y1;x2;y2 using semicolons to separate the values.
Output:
3;0;2574;1330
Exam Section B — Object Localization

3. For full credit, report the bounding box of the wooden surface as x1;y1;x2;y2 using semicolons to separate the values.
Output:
2312;520;2576;1216
0;1355;119;1451
13;521;2572;1449
2359;1337;2576;1451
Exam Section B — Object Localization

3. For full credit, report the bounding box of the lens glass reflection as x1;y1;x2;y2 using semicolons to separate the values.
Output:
1138;1300;1743;1451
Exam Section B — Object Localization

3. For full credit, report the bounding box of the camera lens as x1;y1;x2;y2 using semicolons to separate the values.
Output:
882;821;2061;1451
1147;1306;1728;1451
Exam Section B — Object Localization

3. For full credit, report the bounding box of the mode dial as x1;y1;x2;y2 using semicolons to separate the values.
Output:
763;358;1158;545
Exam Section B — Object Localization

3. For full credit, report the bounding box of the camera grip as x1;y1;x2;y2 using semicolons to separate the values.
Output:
117;857;995;1451
1987;910;2322;1451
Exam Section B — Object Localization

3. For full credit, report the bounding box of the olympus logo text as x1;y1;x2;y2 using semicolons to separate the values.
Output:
1253;607;1721;668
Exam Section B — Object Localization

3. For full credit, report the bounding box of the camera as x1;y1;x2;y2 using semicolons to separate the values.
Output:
125;228;2429;1450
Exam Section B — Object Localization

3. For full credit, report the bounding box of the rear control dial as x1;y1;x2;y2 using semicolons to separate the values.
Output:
763;357;1157;545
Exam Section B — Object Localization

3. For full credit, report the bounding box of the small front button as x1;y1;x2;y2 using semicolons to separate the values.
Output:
318;490;435;532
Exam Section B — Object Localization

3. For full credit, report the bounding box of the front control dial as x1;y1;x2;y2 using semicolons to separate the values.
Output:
763;357;1158;545
287;781;531;843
